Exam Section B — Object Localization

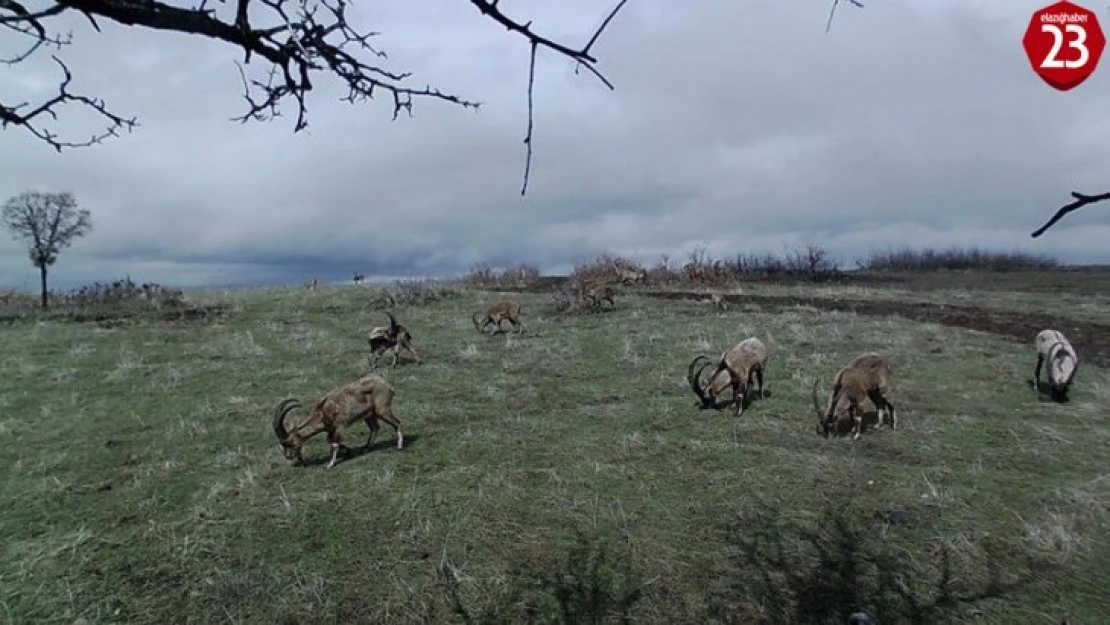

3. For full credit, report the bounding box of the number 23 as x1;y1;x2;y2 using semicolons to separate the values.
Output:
1041;23;1090;69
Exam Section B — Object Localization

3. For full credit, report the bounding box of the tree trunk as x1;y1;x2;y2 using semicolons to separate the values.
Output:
39;265;48;310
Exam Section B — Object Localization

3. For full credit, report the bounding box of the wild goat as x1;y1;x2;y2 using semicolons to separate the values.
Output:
582;282;617;311
1033;329;1079;402
305;277;318;292
813;352;897;440
353;271;366;285
473;299;524;334
367;311;420;366
699;292;728;311
616;266;647;285
687;337;770;415
272;374;403;469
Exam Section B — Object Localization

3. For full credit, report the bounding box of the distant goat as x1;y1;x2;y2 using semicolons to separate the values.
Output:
272;374;403;469
473;299;524;334
305;277;318;292
353;271;366;285
581;282;617;311
687;337;770;416
699;292;728;311
813;352;897;439
1033;329;1079;402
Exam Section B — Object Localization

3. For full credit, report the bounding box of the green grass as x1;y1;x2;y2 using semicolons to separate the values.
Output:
1;284;1108;624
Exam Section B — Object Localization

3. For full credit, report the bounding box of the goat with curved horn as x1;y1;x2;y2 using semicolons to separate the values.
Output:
686;337;769;416
1033;329;1079;402
272;374;404;469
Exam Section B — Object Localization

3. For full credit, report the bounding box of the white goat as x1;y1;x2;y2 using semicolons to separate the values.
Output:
1033;329;1079;402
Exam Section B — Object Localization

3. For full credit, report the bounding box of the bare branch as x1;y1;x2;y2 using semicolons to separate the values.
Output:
467;0;628;194
0;56;137;151
826;0;864;34
520;41;536;196
1;0;630;194
1030;191;1110;238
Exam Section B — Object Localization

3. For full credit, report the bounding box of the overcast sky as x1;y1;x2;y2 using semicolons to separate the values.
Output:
2;0;1110;289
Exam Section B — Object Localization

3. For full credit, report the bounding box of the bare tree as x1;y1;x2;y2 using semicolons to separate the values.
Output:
0;0;627;195
2;191;93;309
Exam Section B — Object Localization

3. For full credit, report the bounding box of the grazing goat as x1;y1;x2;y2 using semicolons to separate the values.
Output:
473;299;524;334
813;352;897;440
367;311;420;366
699;292;728;311
1033;329;1079;402
353;271;366;285
272;374;403;469
687;337;770;416
616;266;647;285
582;282;617;311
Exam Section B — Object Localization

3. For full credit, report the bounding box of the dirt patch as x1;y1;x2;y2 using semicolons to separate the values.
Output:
645;291;1110;368
499;278;1110;368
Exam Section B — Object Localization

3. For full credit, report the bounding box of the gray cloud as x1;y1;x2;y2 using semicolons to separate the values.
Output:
3;0;1110;289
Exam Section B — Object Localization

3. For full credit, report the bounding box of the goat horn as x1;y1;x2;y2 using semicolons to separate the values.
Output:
687;355;712;405
272;398;300;442
812;379;821;424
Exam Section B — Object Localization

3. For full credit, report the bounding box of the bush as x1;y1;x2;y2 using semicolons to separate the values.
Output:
0;277;191;322
464;263;542;289
856;247;1060;272
570;254;647;285
381;278;461;306
644;244;843;286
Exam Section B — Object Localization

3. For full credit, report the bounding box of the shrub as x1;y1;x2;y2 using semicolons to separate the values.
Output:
857;247;1060;272
464;263;542;289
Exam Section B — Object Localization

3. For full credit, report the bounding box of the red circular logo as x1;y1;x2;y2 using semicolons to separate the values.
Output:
1023;0;1106;91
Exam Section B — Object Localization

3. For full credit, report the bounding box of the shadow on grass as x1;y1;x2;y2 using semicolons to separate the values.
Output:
428;493;1056;624
435;530;648;625
708;494;1055;624
824;409;889;438
297;433;421;468
1027;378;1071;403
699;389;773;413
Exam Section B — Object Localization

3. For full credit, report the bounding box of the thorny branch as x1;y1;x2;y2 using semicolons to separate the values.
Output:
825;0;863;34
1;0;629;195
468;0;629;195
1030;190;1110;238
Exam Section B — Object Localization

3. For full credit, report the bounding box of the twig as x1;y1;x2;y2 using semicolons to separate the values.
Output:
469;0;627;195
1030;190;1110;238
1;0;629;195
520;41;537;196
826;0;864;34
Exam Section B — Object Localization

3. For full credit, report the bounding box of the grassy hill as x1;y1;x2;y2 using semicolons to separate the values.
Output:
1;276;1107;623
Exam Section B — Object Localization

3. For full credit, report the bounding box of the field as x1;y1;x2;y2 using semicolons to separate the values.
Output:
1;271;1108;624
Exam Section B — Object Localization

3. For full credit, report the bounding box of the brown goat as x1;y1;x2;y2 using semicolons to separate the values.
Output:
367;311;420;366
582;282;617;311
700;292;728;311
687;337;770;416
813;352;897;440
272;374;403;469
616;266;647;285
473;299;524;334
